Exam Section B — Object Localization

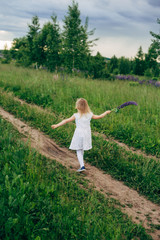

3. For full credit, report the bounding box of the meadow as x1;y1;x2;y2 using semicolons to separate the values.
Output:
0;64;159;205
0;117;152;240
0;64;159;157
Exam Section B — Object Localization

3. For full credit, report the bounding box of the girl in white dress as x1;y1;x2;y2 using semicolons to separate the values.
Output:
51;98;111;172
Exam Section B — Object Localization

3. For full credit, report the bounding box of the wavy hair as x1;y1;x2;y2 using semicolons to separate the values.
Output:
76;98;91;115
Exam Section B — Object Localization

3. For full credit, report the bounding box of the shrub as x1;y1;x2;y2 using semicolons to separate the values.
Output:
129;82;139;86
144;68;153;77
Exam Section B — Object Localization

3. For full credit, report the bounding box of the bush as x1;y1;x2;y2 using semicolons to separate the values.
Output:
129;82;139;86
144;68;153;77
152;77;158;81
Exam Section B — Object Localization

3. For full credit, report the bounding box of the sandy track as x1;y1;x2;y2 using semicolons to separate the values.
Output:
0;107;160;240
94;132;159;162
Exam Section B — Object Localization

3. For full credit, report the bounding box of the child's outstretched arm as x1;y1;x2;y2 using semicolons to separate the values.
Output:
51;115;75;129
92;110;111;120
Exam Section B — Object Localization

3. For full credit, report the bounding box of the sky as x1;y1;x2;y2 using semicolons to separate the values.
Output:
0;0;159;58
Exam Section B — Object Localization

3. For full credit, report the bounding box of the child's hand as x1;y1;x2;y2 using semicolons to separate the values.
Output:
51;124;57;129
111;108;119;113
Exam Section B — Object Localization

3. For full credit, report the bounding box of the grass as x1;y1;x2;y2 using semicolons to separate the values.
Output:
0;88;159;204
0;64;160;157
0;117;152;240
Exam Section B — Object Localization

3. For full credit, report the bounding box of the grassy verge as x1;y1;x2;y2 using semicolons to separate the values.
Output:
0;89;159;205
0;117;152;240
0;64;160;157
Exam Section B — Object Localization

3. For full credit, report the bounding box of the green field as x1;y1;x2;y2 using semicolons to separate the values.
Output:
0;117;152;240
0;64;159;205
0;64;159;157
0;64;160;239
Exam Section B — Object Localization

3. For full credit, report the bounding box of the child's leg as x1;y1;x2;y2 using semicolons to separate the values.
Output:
76;149;84;168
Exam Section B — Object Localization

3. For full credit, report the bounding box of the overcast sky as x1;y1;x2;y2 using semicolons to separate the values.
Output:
0;0;159;58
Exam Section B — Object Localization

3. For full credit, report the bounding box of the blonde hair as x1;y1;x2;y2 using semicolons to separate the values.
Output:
76;98;91;115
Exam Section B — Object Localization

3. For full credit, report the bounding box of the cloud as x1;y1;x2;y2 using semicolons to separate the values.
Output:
1;0;69;19
0;30;14;41
92;34;151;58
0;0;70;36
147;0;160;7
0;0;159;56
0;40;12;49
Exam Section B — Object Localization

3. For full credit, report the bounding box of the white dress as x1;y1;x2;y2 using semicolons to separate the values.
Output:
69;112;93;150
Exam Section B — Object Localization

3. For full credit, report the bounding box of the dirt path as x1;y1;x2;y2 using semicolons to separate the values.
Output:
3;89;159;162
0;107;160;240
94;132;159;162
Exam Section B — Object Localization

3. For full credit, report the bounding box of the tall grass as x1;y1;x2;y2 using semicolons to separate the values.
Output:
0;117;152;239
0;64;160;157
0;89;159;204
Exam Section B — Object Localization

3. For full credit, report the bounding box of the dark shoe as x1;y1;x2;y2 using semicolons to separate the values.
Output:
77;166;86;172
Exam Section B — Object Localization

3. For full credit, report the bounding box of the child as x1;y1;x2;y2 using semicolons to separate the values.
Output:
51;98;111;172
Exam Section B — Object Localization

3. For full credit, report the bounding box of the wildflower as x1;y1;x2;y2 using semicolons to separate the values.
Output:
117;101;138;109
111;101;138;113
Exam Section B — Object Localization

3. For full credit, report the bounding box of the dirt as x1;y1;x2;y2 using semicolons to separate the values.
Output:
0;106;160;240
94;132;159;162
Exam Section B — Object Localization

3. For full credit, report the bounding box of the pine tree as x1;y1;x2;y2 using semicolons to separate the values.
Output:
144;18;160;77
40;16;62;71
133;46;145;75
150;18;160;61
27;16;41;66
62;0;95;72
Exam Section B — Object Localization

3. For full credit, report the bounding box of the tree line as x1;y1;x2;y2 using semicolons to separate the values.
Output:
2;0;160;79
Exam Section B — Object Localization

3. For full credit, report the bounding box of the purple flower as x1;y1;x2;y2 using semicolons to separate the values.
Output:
117;101;138;109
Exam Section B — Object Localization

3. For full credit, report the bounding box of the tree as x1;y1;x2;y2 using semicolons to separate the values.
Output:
27;16;41;65
150;18;160;62
107;55;118;73
90;52;106;79
62;0;96;72
8;3;98;73
40;16;62;71
133;46;145;75
12;16;42;67
146;18;160;77
118;57;131;75
11;37;31;66
145;44;159;76
137;46;145;60
2;44;11;64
